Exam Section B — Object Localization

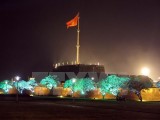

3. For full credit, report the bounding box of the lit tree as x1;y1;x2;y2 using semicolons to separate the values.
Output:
13;79;38;94
64;79;74;89
0;80;13;93
97;80;107;98
40;75;59;89
75;78;95;95
27;79;38;92
97;75;130;99
128;75;153;101
83;78;96;93
13;80;28;93
64;78;95;95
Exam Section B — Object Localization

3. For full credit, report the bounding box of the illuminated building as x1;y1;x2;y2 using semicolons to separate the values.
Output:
52;64;105;82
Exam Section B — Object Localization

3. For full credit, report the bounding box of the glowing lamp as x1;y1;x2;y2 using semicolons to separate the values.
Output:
141;67;150;76
72;78;76;83
91;77;95;80
15;76;20;81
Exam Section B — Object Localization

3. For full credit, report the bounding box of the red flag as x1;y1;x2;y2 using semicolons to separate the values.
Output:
66;13;79;28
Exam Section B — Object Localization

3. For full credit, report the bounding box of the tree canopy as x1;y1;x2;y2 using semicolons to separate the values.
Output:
128;75;153;93
64;78;95;95
156;81;160;88
40;75;59;89
0;80;13;93
98;75;130;96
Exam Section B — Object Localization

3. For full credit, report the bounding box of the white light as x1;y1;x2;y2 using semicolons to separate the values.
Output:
29;77;35;80
55;64;58;68
141;67;150;76
15;76;20;81
91;77;95;80
72;78;76;83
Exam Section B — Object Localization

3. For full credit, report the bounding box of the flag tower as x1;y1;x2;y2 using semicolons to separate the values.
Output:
66;13;80;64
76;15;80;64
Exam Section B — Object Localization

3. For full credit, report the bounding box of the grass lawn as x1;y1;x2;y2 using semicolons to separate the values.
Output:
0;97;160;120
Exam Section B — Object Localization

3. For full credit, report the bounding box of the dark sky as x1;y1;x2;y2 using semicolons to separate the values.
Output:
0;0;160;81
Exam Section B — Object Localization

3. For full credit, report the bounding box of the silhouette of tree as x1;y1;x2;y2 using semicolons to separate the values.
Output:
128;75;153;101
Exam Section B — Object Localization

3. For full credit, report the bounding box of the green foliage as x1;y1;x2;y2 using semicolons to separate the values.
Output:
64;79;73;89
40;75;58;89
74;78;95;94
0;80;13;93
64;78;95;95
98;75;130;96
97;80;107;96
27;79;38;91
13;79;38;93
14;80;28;93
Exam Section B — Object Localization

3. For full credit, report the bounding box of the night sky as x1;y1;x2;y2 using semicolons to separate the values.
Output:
0;0;160;81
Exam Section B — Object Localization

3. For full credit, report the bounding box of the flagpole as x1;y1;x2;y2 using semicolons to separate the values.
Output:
76;15;80;64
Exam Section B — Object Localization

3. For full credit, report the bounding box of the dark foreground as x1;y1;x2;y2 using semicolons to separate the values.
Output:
0;97;160;120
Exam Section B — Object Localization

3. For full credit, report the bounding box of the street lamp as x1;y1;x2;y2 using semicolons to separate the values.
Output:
141;67;150;76
91;77;95;80
15;76;20;102
72;78;76;83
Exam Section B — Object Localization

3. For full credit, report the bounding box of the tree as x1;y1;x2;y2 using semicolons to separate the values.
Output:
64;79;74;90
40;75;59;89
156;81;160;88
63;78;75;96
128;75;153;101
12;79;38;94
97;75;130;99
75;78;95;95
13;80;28;93
96;80;107;99
0;80;13;93
27;79;38;92
64;78;95;95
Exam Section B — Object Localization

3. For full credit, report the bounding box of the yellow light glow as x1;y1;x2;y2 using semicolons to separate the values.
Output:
141;67;150;76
